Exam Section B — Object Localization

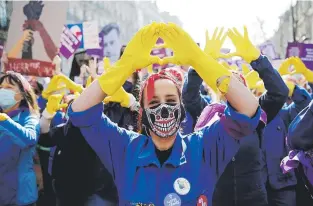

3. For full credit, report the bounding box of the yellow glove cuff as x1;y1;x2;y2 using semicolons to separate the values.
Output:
192;53;232;94
98;62;134;96
304;69;313;83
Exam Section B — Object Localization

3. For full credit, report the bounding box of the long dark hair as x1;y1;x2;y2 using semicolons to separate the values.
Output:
0;72;39;115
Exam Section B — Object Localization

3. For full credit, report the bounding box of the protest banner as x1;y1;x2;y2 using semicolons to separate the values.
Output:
286;42;313;70
59;26;80;59
5;1;67;77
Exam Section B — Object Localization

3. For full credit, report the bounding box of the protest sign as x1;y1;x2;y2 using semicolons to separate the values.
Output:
5;1;68;77
286;42;313;70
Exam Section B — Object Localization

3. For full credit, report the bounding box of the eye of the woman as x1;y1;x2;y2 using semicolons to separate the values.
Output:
148;98;160;107
166;98;178;105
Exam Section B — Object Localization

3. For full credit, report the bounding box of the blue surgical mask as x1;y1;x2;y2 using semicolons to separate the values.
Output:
0;88;18;110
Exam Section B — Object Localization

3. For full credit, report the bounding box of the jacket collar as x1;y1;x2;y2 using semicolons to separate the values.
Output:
137;133;187;168
7;107;28;120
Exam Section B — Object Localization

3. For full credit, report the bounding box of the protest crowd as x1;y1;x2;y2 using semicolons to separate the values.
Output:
1;2;313;206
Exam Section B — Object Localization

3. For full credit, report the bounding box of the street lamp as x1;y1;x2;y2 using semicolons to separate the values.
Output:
301;35;311;43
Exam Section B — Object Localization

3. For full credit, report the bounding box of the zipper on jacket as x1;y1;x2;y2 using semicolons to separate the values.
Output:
232;157;237;206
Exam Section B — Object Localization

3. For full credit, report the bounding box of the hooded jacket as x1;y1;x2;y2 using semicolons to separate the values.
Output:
0;108;40;205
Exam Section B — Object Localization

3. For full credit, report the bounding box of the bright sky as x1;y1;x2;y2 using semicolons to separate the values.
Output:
156;0;292;50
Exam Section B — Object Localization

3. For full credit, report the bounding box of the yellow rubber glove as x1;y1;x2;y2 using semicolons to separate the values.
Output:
160;23;231;94
103;87;136;108
42;75;67;99
225;26;260;63
147;64;154;74
103;57;111;72
98;22;161;96
292;57;313;83
282;76;296;97
0;113;9;121
241;64;250;75
220;62;230;69
204;28;227;59
57;75;84;94
278;58;293;76
245;70;261;89
229;65;239;71
46;94;68;116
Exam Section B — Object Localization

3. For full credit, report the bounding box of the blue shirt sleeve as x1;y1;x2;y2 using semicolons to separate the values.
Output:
51;111;66;127
223;104;261;139
251;55;289;124
0;114;40;148
68;103;142;177
200;105;261;185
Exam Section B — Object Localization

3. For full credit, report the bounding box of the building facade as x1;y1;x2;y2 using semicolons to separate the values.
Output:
270;1;313;58
66;1;182;45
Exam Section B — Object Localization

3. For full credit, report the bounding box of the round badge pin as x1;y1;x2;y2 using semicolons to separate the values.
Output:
164;193;181;206
197;195;208;206
173;177;191;195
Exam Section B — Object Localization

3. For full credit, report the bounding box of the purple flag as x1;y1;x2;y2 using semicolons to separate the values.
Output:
286;42;313;70
59;26;81;59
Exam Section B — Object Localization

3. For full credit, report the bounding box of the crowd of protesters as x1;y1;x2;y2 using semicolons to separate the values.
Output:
0;22;313;206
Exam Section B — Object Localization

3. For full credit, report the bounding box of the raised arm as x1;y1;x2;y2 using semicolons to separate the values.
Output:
0;112;39;148
161;24;259;118
252;56;289;124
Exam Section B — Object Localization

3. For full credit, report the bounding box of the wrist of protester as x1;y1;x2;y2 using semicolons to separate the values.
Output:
98;63;134;96
42;109;56;120
250;55;270;74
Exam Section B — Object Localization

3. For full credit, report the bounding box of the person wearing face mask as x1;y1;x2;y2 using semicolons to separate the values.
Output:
0;71;40;206
68;22;260;205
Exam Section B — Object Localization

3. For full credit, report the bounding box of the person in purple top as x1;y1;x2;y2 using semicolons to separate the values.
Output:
68;22;261;205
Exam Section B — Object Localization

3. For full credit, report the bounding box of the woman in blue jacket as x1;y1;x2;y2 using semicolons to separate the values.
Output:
0;72;40;206
68;22;261;205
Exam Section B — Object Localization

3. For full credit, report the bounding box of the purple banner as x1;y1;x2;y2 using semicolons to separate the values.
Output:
59;26;81;59
286;42;313;70
0;40;3;58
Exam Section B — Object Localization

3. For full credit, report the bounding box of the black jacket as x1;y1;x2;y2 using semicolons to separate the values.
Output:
40;120;118;206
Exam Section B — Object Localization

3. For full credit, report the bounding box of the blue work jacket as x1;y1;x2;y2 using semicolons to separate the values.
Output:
68;102;261;205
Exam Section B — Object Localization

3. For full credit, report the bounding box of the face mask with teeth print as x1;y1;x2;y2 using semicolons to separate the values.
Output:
144;103;182;138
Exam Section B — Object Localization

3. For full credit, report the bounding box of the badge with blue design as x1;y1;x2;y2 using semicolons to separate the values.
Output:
164;193;181;206
173;177;191;195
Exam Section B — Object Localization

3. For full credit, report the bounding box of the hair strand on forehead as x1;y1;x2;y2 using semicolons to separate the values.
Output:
0;72;39;115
